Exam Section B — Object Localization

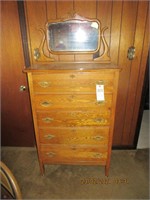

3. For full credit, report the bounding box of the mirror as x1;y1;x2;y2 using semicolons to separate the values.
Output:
46;19;100;54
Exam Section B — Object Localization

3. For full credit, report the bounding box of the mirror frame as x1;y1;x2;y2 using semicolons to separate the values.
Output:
46;15;101;55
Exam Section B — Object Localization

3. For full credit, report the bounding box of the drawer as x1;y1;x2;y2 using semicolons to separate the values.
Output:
31;72;114;93
34;94;112;111
39;127;109;145
40;144;107;163
37;110;110;127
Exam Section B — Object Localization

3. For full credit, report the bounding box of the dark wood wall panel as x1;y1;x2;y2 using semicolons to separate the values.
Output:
113;1;138;145
56;0;73;19
25;1;47;64
46;1;56;20
122;1;149;145
110;1;123;65
74;0;96;18
130;6;149;144
97;1;112;55
1;1;34;146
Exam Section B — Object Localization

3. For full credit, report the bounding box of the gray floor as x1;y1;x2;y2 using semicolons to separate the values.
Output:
1;147;149;199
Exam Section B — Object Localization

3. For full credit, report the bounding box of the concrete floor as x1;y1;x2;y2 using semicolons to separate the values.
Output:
1;147;149;199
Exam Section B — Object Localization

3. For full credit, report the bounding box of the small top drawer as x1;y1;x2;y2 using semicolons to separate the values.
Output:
31;72;115;94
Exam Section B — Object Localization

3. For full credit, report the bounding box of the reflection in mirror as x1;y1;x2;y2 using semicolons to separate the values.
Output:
47;20;100;53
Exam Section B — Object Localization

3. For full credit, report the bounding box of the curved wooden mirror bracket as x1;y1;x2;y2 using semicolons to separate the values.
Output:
34;14;110;63
94;27;110;62
34;28;54;62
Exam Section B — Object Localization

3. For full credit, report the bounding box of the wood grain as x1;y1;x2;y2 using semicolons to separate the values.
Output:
56;0;74;19
31;72;115;94
39;127;109;145
37;110;111;127
74;0;96;18
25;1;47;64
110;1;123;64
113;1;138;145
129;5;149;145
25;66;119;175
33;94;112;111
97;1;112;56
46;0;57;20
122;1;149;145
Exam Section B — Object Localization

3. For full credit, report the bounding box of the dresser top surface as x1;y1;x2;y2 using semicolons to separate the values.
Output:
24;63;120;72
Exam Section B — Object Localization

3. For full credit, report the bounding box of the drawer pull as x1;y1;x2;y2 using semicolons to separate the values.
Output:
92;153;103;159
44;134;55;140
71;145;76;150
70;74;76;79
42;117;54;123
41;101;52;107
96;80;104;85
94;118;107;124
96;101;105;105
46;152;56;157
92;135;104;141
38;81;51;88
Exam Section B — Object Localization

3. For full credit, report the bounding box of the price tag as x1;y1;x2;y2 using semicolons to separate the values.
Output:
96;84;105;101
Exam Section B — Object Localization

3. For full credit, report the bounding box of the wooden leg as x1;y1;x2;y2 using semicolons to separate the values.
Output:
39;162;45;176
105;165;109;177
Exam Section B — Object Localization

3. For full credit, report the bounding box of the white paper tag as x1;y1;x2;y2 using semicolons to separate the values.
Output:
96;84;105;101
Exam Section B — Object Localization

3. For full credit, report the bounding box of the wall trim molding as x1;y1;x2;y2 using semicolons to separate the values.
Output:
17;1;30;67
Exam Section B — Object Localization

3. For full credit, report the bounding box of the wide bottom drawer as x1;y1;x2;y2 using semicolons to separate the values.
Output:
40;144;107;164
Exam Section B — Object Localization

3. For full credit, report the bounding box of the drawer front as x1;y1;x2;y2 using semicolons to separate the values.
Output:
37;110;110;127
39;127;109;145
32;72;114;93
34;94;112;111
40;144;107;163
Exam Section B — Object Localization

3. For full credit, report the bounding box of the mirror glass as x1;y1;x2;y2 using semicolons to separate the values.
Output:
47;20;100;53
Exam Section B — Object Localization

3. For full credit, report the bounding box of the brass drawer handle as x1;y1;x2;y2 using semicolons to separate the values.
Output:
92;153;103;159
96;80;104;85
96;101;105;105
44;134;55;140
92;135;104;141
46;152;56;157
94;118;107;124
70;74;76;79
38;81;51;88
40;101;52;107
42;117;54;123
71;145;76;150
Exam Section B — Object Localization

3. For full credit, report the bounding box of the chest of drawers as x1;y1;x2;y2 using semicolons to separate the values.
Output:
25;63;119;176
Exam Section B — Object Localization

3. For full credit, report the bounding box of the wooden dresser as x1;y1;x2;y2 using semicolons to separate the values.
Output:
25;63;119;176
